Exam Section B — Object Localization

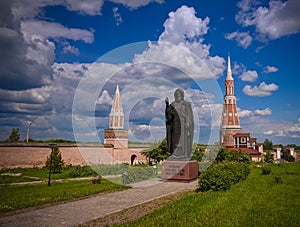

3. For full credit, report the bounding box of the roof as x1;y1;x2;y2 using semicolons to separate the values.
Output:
229;147;261;155
249;138;257;142
233;133;250;137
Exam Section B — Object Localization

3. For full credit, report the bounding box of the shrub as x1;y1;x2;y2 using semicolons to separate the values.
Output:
274;175;282;184
122;166;154;184
198;162;250;192
287;155;295;162
66;165;95;178
262;166;272;175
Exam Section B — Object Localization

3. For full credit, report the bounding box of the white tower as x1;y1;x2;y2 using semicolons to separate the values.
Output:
109;84;124;129
104;84;128;148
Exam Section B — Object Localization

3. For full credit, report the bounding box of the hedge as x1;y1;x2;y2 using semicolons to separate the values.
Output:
198;162;250;192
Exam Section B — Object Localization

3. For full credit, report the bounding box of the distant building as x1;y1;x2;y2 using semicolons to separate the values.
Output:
273;147;296;161
220;55;263;162
103;84;147;164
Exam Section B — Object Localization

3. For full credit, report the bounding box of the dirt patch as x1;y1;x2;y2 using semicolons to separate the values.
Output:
81;190;190;226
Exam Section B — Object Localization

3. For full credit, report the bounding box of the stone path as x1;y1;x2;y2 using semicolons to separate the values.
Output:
0;178;198;227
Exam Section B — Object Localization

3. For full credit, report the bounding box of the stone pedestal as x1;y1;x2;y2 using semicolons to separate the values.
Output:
162;160;198;181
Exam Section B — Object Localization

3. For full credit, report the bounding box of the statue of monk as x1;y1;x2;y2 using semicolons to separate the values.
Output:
165;88;194;160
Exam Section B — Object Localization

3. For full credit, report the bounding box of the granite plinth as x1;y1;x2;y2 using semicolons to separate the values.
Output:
162;160;198;181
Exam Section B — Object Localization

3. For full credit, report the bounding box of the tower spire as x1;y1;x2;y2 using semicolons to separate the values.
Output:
109;83;124;129
226;53;233;81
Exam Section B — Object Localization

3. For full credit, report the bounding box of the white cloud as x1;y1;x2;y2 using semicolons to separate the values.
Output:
239;107;272;118
65;0;104;15
134;42;216;79
63;44;80;55
225;31;253;48
113;7;123;26
288;118;300;133
134;6;225;79
236;0;300;40
159;5;209;44
243;82;279;96
263;65;278;73
239;70;258;82
24;34;56;67
264;130;274;135
97;90;113;104
21;20;94;44
110;0;163;9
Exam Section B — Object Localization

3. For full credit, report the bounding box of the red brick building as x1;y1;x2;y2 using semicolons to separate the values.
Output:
220;55;263;162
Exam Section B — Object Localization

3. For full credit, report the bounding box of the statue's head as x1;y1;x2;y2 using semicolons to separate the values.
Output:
174;88;184;102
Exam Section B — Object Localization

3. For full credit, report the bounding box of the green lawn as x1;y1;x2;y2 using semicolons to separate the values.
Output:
0;165;96;183
0;179;128;213
120;162;300;226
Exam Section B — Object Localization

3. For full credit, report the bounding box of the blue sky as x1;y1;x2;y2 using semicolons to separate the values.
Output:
1;0;300;145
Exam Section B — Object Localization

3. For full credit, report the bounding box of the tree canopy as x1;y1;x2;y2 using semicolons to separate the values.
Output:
263;139;273;151
7;128;20;142
141;138;170;164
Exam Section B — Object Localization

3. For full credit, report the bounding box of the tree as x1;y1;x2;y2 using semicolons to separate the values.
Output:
215;147;250;163
263;139;273;151
45;147;64;173
191;144;205;162
141;138;170;165
7;128;20;142
264;150;274;163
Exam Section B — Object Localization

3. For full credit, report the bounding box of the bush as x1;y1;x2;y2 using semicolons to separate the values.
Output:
287;155;295;162
262;166;272;175
122;166;154;184
65;165;95;178
198;162;250;192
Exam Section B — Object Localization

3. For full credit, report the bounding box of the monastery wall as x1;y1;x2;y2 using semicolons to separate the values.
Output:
0;145;148;168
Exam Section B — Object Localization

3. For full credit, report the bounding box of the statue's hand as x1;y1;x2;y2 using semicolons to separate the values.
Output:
165;97;169;105
185;122;190;128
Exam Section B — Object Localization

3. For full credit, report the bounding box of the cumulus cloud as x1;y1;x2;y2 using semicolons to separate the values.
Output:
236;0;300;40
225;31;253;48
239;107;272;118
263;65;278;73
110;0;163;9
0;1;95;91
97;90;113;104
264;130;274;135
243;82;279;96
134;6;225;79
65;0;104;15
159;5;209;44
239;70;258;82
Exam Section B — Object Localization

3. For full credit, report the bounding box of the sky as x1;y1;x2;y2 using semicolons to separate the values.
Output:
1;0;300;145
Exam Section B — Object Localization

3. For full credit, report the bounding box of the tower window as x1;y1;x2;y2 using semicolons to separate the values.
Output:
241;137;246;143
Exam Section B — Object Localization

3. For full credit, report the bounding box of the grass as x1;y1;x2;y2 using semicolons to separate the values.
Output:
0;179;129;213
0;165;96;184
120;162;300;226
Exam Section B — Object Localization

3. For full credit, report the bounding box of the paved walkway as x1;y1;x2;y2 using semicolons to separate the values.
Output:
0;178;198;226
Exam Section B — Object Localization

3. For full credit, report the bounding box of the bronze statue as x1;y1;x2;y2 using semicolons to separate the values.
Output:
165;88;194;160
